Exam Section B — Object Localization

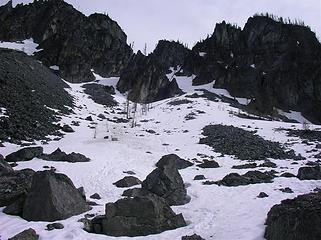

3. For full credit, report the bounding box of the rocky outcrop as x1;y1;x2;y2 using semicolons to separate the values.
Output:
22;171;91;221
0;48;73;143
5;147;43;162
117;40;189;103
117;50;183;103
184;15;321;123
142;156;189;205
265;192;321;240
88;192;186;236
0;0;132;82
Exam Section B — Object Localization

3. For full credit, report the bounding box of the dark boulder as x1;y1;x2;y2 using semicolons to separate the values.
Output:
297;166;321;180
5;147;43;162
8;228;39;240
113;176;141;188
46;223;64;231
197;160;220;168
61;124;74;133
194;175;206;180
90;193;101;200
182;234;205;240
41;148;90;163
265;192;321;240
90;192;186;236
142;158;189;205
22;171;91;221
280;172;296;178
257;192;269;198
156;154;193;170
0;168;35;207
215;171;274;186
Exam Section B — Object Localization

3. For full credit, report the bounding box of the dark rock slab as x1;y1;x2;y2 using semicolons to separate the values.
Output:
8;228;39;240
156;154;193;170
90;192;186;236
142;158;189;205
197;160;219;168
297;166;321;180
113;176;141;188
5;147;43;162
265;192;321;240
232;163;258;169
22;171;91;221
41;148;90;163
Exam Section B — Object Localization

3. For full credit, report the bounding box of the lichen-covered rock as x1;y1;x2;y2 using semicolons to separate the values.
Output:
265;192;321;240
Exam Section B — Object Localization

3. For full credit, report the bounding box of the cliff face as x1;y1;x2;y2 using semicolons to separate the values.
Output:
117;40;189;103
0;0;132;82
186;16;321;123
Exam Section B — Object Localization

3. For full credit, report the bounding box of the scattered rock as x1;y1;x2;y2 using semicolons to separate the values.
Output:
5;147;43;162
197;160;220;168
22;171;91;221
41;148;90;162
280;187;293;193
156;154;193;170
200;125;297;160
142;158;189;205
194;175;206;180
297;166;321;180
182;234;205;240
265;192;321;240
90;193;101;200
257;192;269;198
113;176;142;188
46;223;64;231
89;192;186;236
8;228;39;240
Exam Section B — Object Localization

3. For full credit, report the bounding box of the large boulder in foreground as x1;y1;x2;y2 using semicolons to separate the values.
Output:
89;192;186;237
156;154;193;170
22;171;91;221
5;147;43;162
265;192;321;240
142;157;189;205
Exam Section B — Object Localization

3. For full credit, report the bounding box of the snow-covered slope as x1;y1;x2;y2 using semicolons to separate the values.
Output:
0;74;320;240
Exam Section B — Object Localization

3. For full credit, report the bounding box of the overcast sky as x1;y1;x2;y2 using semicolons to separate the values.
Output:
3;0;321;52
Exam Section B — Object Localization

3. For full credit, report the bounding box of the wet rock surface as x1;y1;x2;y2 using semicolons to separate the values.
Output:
265;192;321;240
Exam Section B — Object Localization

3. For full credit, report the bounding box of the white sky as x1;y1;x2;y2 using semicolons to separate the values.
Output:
2;0;321;52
